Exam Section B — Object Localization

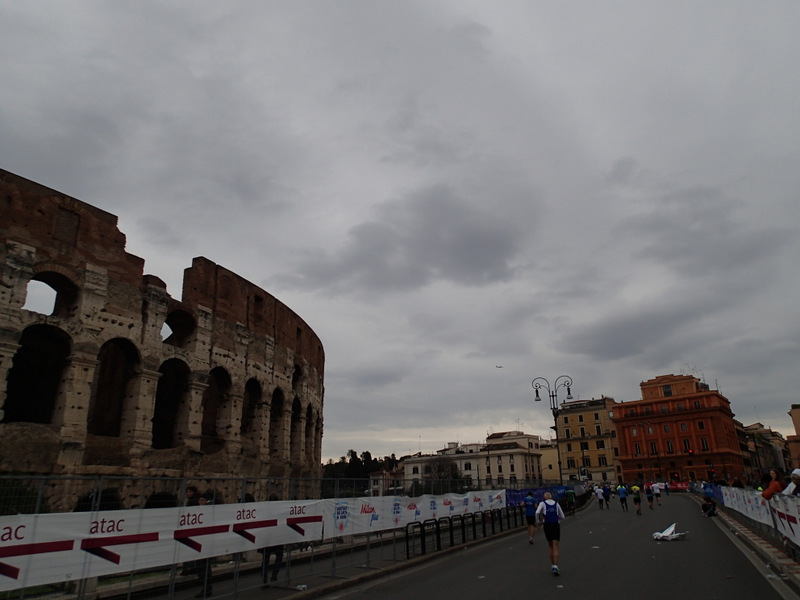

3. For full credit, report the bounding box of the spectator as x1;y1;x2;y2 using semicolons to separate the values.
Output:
761;469;786;500
782;469;800;496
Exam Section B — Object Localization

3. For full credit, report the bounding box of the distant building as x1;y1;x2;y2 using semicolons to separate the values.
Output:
785;405;800;470
399;431;545;489
613;374;743;484
555;396;620;483
743;422;789;480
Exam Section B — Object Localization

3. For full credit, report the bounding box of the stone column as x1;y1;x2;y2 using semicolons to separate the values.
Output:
182;373;208;452
292;412;307;469
126;368;162;459
0;340;20;422
225;391;243;459
55;352;98;467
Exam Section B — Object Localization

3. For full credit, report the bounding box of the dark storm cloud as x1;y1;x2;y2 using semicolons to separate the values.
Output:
621;185;793;277
280;184;522;294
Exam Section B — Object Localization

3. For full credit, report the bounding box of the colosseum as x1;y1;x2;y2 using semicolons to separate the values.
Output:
0;168;324;506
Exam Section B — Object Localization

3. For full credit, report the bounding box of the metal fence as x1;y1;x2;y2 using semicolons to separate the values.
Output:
0;475;543;600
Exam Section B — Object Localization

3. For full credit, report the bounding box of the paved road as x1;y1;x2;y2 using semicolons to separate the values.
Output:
310;493;798;600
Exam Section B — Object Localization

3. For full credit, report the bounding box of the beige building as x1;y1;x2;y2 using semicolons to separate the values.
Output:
556;397;620;484
400;431;545;489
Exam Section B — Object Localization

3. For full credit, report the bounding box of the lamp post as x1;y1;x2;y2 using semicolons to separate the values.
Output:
532;375;574;486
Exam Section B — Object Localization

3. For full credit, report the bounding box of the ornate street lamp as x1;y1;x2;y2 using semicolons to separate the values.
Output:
532;375;574;485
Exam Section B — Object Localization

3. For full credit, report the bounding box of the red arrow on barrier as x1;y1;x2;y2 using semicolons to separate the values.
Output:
232;519;278;543
80;533;160;564
0;540;74;580
174;525;230;552
286;515;323;536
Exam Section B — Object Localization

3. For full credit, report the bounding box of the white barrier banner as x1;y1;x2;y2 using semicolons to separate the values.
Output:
721;487;773;527
0;499;323;592
327;490;506;537
0;490;506;591
770;494;800;546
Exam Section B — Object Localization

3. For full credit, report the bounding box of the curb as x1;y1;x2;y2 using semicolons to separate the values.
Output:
705;499;800;595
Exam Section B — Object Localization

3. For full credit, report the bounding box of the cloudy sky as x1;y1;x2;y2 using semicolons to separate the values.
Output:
2;1;799;463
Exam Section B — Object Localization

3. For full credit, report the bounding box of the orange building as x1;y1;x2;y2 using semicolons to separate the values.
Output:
613;374;743;484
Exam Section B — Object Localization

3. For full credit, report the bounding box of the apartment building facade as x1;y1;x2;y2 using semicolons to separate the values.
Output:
614;374;743;484
556;396;620;483
400;431;545;489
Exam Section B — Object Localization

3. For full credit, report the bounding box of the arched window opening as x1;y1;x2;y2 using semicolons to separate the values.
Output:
291;365;303;393
241;379;261;436
88;339;140;437
200;367;231;454
269;388;285;460
3;325;71;424
22;272;78;318
152;359;190;449
21;280;57;314
162;309;196;347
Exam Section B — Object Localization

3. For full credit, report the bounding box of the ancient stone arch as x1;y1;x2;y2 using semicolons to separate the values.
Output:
0;169;325;488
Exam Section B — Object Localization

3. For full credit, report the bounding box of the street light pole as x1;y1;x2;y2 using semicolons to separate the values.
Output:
532;375;574;486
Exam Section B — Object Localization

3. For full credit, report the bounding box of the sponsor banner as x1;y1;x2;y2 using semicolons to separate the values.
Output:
720;487;773;527
770;494;800;546
326;490;505;537
0;491;506;591
0;499;323;592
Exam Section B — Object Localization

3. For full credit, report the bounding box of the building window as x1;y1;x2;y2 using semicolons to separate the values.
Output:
596;440;605;449
694;400;701;409
497;465;503;473
632;428;638;437
412;466;419;474
660;404;667;413
582;456;591;467
666;440;674;453
680;423;688;432
628;408;635;416
677;402;684;411
698;421;705;430
563;416;569;424
578;414;584;422
567;458;576;469
650;442;657;455
662;385;673;397
645;406;652;414
683;438;691;451
566;443;573;452
701;437;709;450
664;424;670;433
565;429;571;439
510;464;515;472
595;425;602;435
634;443;642;456
580;441;589;451
594;412;600;421
648;426;654;435
580;427;586;437
599;456;608;466
464;462;472;471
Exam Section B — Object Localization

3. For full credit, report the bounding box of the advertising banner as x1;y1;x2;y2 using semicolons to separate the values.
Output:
0;490;505;591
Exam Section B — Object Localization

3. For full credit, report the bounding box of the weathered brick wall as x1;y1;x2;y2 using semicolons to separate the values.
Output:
0;169;324;501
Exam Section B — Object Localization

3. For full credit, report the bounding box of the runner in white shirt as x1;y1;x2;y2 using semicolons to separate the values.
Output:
535;492;566;576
